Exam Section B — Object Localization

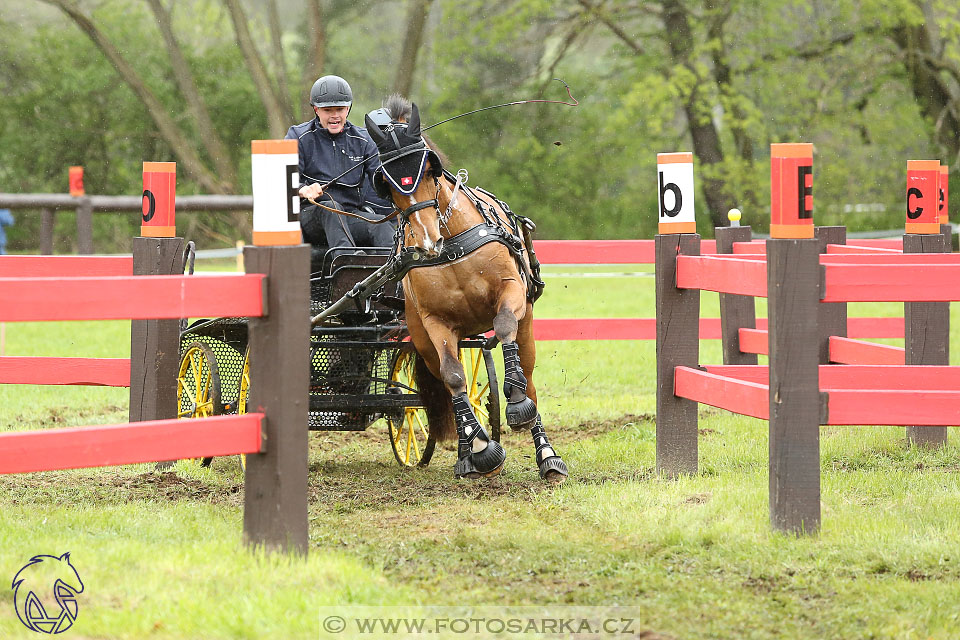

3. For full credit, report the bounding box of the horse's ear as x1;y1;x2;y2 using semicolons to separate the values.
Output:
407;103;421;137
364;114;387;146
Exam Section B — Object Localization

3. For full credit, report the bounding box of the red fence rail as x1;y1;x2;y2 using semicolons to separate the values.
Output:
0;414;264;474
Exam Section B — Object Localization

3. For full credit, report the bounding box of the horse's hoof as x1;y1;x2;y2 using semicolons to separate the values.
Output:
454;441;506;479
539;457;568;483
506;397;537;429
473;440;506;475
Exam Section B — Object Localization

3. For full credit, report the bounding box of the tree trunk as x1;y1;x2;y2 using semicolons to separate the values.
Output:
890;20;960;164
393;0;434;98
42;0;224;193
267;0;296;124
661;0;729;228
705;0;753;162
223;0;289;138
146;0;237;192
300;0;326;121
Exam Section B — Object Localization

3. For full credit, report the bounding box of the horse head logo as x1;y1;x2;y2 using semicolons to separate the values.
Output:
12;553;84;634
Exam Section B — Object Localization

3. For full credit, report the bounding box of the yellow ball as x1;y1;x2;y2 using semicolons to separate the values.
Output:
727;208;742;222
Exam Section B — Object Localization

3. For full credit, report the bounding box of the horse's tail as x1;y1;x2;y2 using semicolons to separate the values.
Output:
414;353;456;442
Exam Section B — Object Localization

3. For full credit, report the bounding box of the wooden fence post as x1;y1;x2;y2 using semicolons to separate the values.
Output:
76;197;93;255
129;237;184;432
815;226;848;364
768;238;821;534
655;233;700;477
716;226;757;365
243;244;310;555
904;233;949;447
40;208;55;255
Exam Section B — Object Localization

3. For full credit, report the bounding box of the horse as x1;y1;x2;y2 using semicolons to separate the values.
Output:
364;95;568;482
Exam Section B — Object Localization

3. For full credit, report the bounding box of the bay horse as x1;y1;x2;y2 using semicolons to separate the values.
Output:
364;96;567;482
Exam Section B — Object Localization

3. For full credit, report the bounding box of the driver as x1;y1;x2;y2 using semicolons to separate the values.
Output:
285;74;396;249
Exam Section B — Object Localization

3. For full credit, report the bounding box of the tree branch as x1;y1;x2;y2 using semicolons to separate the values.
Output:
223;0;288;137
393;0;434;97
576;0;645;56
267;0;295;123
40;0;223;193
145;0;236;191
300;0;326;121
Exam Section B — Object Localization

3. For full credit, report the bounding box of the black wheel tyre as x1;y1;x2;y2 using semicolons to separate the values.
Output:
176;341;221;467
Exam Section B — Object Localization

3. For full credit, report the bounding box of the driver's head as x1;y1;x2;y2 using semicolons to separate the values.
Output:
310;75;352;135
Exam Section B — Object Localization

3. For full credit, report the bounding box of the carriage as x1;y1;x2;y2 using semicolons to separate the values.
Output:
179;95;567;481
175;244;501;469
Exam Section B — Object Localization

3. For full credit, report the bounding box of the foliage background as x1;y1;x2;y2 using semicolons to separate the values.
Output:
1;0;958;252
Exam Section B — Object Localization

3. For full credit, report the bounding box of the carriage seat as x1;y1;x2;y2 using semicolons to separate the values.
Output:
310;248;403;322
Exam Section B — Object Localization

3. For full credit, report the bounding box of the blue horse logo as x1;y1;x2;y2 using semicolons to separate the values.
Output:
12;553;84;634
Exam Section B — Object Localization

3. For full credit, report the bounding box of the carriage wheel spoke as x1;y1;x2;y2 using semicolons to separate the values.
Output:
411;429;421;460
415;412;429;440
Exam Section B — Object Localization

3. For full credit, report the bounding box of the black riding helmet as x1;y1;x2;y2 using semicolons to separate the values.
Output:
310;75;353;111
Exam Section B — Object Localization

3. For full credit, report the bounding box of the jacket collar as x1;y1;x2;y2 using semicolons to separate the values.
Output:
311;117;355;139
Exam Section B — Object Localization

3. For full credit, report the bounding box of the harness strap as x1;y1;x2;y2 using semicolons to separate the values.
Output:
310;222;524;326
402;199;439;218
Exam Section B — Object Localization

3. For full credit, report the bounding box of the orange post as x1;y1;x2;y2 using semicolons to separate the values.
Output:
906;160;940;234
141;162;177;238
69;166;85;197
770;143;814;239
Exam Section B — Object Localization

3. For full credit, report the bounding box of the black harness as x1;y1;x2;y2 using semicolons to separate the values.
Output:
311;109;545;325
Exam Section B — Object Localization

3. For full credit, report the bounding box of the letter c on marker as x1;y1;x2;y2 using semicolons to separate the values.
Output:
906;187;923;219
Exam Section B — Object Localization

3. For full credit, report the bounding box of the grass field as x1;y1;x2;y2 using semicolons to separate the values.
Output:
1;261;959;639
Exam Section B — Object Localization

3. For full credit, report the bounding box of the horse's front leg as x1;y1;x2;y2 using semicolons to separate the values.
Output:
422;317;505;479
495;299;568;483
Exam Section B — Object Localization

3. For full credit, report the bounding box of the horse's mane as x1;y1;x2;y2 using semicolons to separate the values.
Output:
382;93;450;170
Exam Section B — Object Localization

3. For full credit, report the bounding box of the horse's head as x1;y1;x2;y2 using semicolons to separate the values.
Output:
366;101;446;257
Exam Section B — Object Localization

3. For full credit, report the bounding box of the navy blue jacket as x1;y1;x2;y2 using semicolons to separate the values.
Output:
284;118;393;214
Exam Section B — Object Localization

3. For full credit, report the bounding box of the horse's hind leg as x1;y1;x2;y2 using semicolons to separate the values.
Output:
421;318;505;479
496;303;568;483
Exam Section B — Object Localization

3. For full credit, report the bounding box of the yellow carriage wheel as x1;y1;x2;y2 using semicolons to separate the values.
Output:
386;346;499;468
387;351;435;468
236;346;250;473
459;345;501;443
176;341;221;467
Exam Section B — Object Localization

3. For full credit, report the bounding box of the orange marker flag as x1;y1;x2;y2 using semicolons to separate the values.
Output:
141;162;177;237
251;140;301;246
770;143;814;239
69;166;85;197
906;160;940;234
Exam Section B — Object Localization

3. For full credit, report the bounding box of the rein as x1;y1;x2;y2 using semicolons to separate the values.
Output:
306;196;404;225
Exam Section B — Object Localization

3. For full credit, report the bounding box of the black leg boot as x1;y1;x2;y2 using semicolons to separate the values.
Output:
501;341;537;429
452;393;506;479
531;414;568;482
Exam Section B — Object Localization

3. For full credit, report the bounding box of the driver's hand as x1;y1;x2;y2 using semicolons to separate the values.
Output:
299;183;324;201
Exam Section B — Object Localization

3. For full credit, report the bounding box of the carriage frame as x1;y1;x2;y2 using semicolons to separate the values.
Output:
175;244;501;468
